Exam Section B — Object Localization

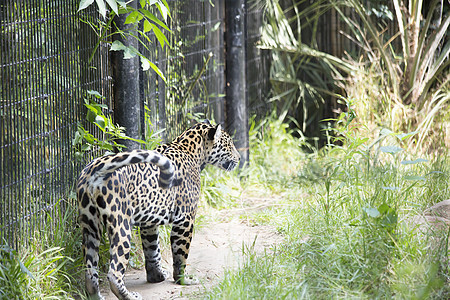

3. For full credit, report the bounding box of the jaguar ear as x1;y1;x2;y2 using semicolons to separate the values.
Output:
207;124;222;141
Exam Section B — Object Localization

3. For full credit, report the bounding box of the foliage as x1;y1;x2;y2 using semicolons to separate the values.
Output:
0;200;84;300
78;0;171;78
259;0;355;136
333;0;450;152
203;116;450;299
72;90;146;161
259;0;450;153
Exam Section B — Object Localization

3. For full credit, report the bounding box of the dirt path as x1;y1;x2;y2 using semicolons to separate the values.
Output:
103;219;279;300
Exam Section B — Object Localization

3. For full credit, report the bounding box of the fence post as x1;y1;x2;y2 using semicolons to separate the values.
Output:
111;0;141;150
225;0;249;168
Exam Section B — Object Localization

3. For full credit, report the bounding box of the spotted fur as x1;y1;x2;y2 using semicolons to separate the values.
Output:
77;121;240;300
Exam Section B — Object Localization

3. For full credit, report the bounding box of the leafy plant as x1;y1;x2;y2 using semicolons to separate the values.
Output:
72;90;147;161
259;0;450;153
0;199;85;300
204;117;450;299
258;0;355;139
78;0;171;78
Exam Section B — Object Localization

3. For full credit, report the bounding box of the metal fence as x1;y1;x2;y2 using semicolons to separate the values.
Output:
0;0;269;249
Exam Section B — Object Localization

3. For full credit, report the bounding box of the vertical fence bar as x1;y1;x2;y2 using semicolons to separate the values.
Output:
225;0;248;167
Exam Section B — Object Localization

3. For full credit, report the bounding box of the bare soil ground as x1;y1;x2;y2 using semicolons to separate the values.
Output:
103;216;280;300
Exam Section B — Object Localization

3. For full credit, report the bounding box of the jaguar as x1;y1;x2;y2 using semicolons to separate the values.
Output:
77;121;240;300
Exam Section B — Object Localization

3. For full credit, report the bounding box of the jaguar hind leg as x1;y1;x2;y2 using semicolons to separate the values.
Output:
140;225;169;283
106;214;142;300
81;222;104;299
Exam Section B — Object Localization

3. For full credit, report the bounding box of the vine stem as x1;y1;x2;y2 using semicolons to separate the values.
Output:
88;14;115;64
183;52;214;104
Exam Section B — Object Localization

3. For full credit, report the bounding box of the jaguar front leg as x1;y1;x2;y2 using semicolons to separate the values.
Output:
140;225;168;283
170;218;199;285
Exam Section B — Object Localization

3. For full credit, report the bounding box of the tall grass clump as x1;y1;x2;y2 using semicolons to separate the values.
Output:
0;199;85;299
204;108;450;298
259;0;450;153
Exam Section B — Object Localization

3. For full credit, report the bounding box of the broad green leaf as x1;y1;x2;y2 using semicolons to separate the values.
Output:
125;10;142;24
148;60;166;82
19;260;35;281
140;56;151;71
105;0;118;15
81;144;92;151
78;0;94;11
379;128;394;136
401;158;428;165
151;23;168;48
123;46;138;59
87;90;103;98
110;40;127;51
140;0;146;8
143;20;152;33
140;9;171;31
396;131;418;140
110;41;138;59
377;203;391;215
404;175;426;181
72;131;82;145
95;115;106;130
380;145;403;154
86;110;97;123
155;2;169;21
116;0;126;8
95;0;107;18
363;207;380;218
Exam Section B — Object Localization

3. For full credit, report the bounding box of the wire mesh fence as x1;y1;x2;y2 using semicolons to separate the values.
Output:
0;0;113;249
0;0;268;249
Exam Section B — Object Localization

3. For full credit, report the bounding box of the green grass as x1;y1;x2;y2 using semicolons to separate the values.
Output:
0;199;86;300
2;117;449;299
202;117;450;299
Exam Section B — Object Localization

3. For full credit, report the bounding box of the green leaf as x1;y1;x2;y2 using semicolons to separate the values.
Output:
155;1;169;21
396;131;419;140
380;145;403;154
78;0;94;11
86;110;96;123
19;259;35;281
81;144;92;151
377;203;390;215
87;90;103;98
143;20;152;33
140;56;151;71
363;207;380;218
72;131;83;145
125;10;142;24
158;0;171;18
140;9;171;31
151;23;168;48
116;0;126;8
105;0;119;15
148;60;166;82
404;175;426;181
110;40;127;51
140;0;146;8
95;0;107;18
401;158;428;165
95;115;106;130
110;41;138;59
